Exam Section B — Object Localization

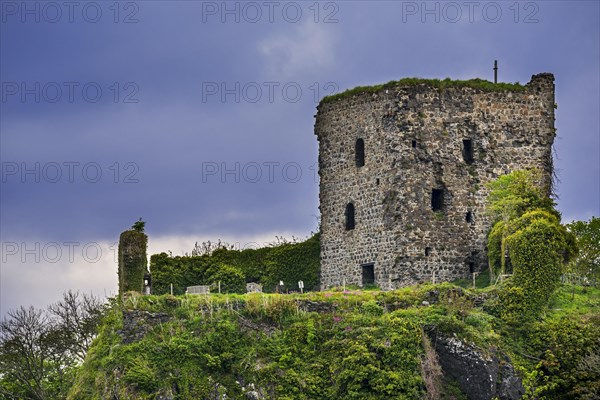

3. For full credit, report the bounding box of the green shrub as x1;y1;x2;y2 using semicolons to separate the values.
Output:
361;300;384;317
150;233;320;294
506;219;567;311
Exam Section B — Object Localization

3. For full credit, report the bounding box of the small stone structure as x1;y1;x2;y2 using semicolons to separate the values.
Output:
187;285;210;294
246;282;263;293
315;73;556;289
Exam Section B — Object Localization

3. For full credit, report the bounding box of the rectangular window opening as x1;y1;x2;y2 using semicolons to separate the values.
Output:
361;263;375;285
411;140;417;148
345;203;355;231
425;247;431;257
355;139;365;168
463;139;474;164
431;189;444;211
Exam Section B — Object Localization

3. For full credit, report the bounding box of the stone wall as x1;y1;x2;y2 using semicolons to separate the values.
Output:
315;73;555;289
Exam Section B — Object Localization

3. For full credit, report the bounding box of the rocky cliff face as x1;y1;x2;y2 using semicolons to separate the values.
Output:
429;331;524;400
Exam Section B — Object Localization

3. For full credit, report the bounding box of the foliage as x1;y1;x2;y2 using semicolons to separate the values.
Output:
520;314;600;399
486;169;559;280
320;77;526;105
0;292;106;400
66;281;600;399
485;170;576;320
205;264;245;293
131;218;145;233
69;290;434;399
486;169;555;223
506;219;569;310
487;209;577;321
150;233;320;295
118;229;148;295
567;216;600;285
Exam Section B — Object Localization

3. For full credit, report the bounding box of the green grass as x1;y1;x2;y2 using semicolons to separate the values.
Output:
451;268;492;289
320;77;526;105
547;283;600;318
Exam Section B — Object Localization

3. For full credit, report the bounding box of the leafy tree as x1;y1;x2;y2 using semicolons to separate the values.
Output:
0;306;54;400
47;291;105;363
486;169;558;280
567;217;600;286
486;170;576;320
486;168;555;223
0;292;105;400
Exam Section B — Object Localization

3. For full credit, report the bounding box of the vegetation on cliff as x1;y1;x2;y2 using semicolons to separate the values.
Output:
66;283;599;400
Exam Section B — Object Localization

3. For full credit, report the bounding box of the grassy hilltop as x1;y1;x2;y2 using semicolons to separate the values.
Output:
68;281;600;399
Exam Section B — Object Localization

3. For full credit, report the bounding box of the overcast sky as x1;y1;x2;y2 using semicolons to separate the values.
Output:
1;0;599;316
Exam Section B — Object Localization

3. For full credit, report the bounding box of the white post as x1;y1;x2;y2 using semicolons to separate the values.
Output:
170;283;173;295
218;281;221;294
432;271;436;285
343;277;346;292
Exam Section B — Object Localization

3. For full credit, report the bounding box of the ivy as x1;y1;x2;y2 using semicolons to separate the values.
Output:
118;229;148;295
150;234;320;294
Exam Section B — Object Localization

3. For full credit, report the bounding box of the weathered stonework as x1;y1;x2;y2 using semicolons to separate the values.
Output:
315;73;555;289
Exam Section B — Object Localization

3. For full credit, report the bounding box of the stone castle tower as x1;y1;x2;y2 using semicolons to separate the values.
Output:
315;73;555;290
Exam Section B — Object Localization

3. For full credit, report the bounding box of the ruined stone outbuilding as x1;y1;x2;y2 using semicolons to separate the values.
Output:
315;73;555;289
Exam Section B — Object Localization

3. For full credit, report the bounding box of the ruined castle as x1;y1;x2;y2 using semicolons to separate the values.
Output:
315;73;555;290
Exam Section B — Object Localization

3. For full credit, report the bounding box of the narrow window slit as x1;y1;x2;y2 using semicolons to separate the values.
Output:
431;189;443;211
345;203;355;230
462;139;474;164
355;138;365;167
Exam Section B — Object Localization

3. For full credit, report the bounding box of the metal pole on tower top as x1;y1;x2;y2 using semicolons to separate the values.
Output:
494;60;498;83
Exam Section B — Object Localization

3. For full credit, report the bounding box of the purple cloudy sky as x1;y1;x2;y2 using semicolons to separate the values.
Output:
1;1;599;315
